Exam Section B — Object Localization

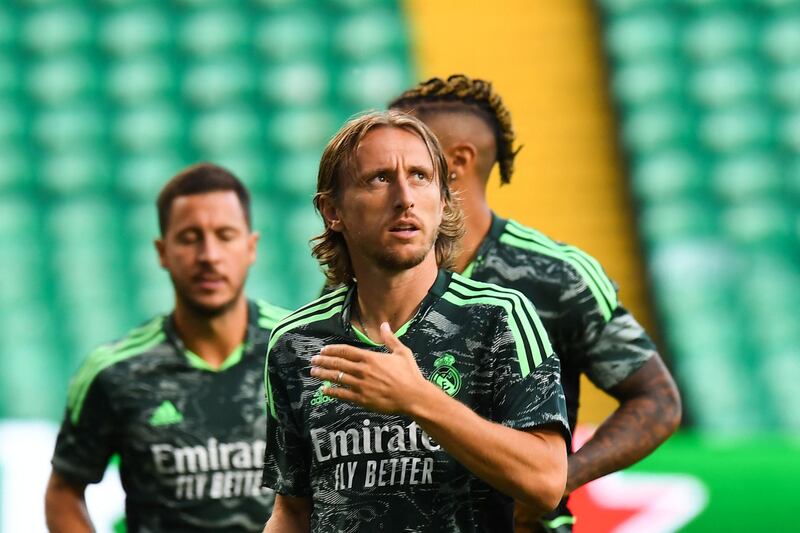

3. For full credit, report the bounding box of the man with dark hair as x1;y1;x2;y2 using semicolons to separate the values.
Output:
262;110;570;533
45;163;288;532
390;75;682;532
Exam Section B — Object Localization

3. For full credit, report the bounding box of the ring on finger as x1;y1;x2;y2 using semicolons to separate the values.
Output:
337;370;344;384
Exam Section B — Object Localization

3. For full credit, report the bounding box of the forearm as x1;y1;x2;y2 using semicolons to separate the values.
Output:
264;494;311;533
409;381;566;513
45;473;94;533
567;359;681;493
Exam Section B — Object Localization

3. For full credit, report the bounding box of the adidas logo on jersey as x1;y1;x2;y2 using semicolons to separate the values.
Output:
310;381;336;406
149;400;184;426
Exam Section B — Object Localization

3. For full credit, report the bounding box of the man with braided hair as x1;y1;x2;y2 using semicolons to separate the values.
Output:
390;75;681;533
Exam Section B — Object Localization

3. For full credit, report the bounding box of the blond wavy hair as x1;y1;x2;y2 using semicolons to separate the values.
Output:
311;110;464;286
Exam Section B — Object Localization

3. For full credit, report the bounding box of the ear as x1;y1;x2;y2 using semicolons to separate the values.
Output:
155;238;167;269
247;231;260;266
448;142;478;178
319;195;343;233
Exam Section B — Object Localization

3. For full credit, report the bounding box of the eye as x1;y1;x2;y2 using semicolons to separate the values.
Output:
412;171;432;183
370;174;389;184
176;230;199;244
218;229;238;241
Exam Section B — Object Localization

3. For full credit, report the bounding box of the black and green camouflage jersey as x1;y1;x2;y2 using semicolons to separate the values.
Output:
463;213;658;532
52;299;288;533
263;270;569;533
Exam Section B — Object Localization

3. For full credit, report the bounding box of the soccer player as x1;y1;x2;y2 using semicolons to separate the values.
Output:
389;75;682;532
45;163;288;532
262;110;570;533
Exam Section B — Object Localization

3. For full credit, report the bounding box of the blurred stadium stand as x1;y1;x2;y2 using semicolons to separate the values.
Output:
599;0;800;433
0;0;414;420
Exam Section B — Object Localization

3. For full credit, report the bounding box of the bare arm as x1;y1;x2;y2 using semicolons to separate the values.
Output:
263;494;312;533
313;323;567;515
44;470;94;533
566;355;681;493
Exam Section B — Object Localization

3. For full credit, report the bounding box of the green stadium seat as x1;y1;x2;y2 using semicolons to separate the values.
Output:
272;150;322;195
0;102;25;144
760;351;800;431
254;11;326;61
622;101;693;152
689;59;763;107
105;56;176;104
605;10;678;62
214;151;269;188
682;11;754;62
21;5;92;54
268;108;333;151
612;58;683;106
720;201;795;245
190;106;261;153
261;61;329;106
778;110;800;152
640;201;720;243
179;8;249;56
769;65;800;108
39;151;110;195
631;147;706;203
337;58;409;107
116;152;186;200
182;58;256;106
333;10;406;59
697;104;773;152
32;103;104;150
114;103;182;152
0;147;32;191
26;55;97;104
761;12;800;64
711;151;782;202
0;56;20;96
0;8;14;50
99;6;171;56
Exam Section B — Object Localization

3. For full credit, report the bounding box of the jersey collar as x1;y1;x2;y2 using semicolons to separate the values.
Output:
462;212;508;278
163;299;266;371
340;269;452;344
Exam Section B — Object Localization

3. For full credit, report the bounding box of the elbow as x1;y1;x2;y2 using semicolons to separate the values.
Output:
662;381;683;437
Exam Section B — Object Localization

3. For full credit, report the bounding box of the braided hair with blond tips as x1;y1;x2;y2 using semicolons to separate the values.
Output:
388;74;521;185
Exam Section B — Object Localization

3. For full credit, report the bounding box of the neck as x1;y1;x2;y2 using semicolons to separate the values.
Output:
352;254;439;343
172;295;249;369
454;184;493;273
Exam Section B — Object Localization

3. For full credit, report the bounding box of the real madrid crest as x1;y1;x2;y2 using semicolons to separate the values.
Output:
429;353;461;397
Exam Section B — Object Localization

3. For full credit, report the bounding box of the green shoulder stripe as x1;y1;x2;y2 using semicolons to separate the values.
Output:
453;274;553;357
256;300;291;330
67;316;166;424
502;222;617;321
265;290;347;419
444;276;551;377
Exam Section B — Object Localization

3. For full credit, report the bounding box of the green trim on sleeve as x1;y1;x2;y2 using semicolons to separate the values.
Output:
257;300;291;330
67;316;166;424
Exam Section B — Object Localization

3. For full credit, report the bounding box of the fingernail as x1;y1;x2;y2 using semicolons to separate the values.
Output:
310;356;319;364
310;367;319;377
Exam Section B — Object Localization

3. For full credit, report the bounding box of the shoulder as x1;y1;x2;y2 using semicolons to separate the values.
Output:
267;285;349;354
499;219;618;320
253;299;292;331
66;315;167;423
444;273;553;375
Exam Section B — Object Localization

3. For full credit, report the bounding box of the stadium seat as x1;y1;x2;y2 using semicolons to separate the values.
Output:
21;5;92;54
99;6;171;56
105;56;176;104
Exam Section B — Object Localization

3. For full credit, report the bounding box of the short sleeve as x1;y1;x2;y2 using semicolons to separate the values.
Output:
491;302;570;440
51;376;117;485
582;305;657;390
262;339;311;496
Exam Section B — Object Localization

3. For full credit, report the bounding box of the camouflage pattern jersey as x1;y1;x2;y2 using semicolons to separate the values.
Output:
263;269;570;533
463;213;658;531
51;299;288;533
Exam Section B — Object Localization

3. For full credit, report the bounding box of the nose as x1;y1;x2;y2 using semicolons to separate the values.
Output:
198;235;222;263
392;175;415;211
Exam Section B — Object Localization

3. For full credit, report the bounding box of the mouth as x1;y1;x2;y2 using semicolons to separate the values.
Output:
388;220;421;239
192;273;227;290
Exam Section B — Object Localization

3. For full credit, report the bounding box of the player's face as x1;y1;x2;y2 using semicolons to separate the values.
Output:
156;191;257;316
326;126;444;274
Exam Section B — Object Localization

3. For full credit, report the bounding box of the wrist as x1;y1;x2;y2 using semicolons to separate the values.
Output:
403;379;444;420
